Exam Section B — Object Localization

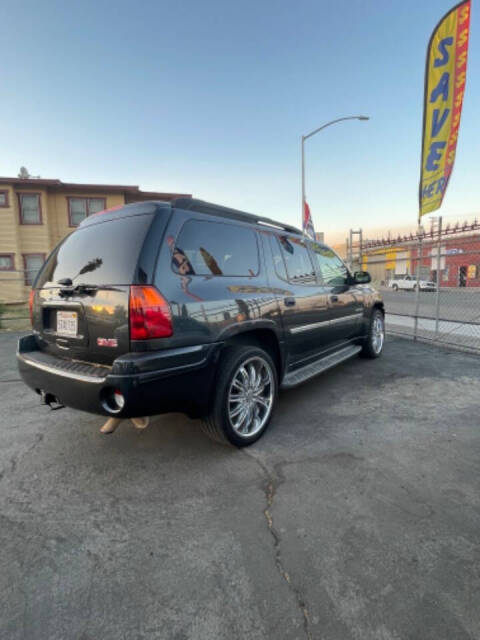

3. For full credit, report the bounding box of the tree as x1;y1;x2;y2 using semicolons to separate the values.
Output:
18;167;31;179
17;167;41;179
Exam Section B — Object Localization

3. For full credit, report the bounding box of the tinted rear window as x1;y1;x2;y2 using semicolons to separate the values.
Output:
36;214;154;287
172;220;259;277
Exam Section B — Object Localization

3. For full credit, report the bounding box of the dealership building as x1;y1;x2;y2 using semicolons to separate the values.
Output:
362;229;480;288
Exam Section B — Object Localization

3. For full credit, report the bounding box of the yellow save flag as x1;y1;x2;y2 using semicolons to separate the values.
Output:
419;0;471;219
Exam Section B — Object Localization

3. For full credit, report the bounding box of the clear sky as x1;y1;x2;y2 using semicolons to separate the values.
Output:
1;0;478;242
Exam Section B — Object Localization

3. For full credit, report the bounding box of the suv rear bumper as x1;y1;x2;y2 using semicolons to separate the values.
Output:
17;334;222;418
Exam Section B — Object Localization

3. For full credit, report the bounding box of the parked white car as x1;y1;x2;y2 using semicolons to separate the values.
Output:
387;275;436;292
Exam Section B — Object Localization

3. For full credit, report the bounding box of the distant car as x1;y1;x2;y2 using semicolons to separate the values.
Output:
387;275;436;292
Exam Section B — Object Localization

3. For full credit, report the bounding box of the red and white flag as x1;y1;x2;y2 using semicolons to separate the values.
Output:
302;200;315;238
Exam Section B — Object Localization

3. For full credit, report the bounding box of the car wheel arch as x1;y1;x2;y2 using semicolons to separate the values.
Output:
373;301;385;316
222;328;284;381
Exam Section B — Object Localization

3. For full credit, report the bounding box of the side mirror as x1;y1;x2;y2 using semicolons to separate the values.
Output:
353;270;371;284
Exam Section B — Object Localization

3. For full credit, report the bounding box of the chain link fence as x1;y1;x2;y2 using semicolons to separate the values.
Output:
359;222;480;352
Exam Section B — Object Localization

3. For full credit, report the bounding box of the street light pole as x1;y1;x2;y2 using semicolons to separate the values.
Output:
301;115;370;234
301;134;306;229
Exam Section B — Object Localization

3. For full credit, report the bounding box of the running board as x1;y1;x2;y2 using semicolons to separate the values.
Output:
281;345;362;390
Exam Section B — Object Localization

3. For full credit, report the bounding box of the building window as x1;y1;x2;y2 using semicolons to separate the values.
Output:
442;266;449;282
19;193;42;224
0;254;14;270
0;190;9;208
23;254;45;286
68;197;106;226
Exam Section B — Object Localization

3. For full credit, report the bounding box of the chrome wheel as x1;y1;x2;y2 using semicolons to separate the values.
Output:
372;314;385;354
228;356;274;438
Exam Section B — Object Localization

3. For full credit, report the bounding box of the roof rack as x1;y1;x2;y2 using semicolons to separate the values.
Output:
171;198;302;235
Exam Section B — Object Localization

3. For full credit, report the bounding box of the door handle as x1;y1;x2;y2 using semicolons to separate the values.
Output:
284;297;296;307
330;295;339;303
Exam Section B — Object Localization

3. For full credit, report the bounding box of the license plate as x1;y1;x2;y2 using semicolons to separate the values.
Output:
57;311;78;337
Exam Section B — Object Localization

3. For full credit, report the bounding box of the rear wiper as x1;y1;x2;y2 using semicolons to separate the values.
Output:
59;283;98;297
75;283;98;293
58;283;120;297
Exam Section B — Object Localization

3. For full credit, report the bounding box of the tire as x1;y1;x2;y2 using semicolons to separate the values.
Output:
392;284;398;292
200;345;278;447
361;308;385;359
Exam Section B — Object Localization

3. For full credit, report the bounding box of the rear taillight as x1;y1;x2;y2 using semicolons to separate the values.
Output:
129;286;173;340
28;289;34;326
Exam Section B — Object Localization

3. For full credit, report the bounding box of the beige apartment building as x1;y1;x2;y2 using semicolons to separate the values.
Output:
0;177;190;303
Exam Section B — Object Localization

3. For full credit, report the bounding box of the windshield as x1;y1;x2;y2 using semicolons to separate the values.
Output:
36;214;154;288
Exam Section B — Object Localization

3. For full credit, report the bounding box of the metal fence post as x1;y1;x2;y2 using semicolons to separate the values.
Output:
359;228;363;271
413;233;422;341
434;217;442;338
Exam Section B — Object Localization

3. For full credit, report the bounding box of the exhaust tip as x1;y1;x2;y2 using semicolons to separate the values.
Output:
113;390;125;410
40;390;57;405
38;390;64;410
102;388;126;414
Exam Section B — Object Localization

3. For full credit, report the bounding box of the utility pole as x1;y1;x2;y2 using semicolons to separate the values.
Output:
301;116;369;232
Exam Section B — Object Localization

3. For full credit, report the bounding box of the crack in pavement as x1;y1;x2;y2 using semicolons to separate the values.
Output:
0;432;44;482
242;450;313;640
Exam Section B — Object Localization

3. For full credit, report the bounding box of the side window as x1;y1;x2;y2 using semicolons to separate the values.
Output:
276;235;316;285
172;220;259;277
310;243;349;286
269;235;288;281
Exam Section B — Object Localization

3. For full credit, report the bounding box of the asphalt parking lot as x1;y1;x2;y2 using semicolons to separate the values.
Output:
1;332;479;640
